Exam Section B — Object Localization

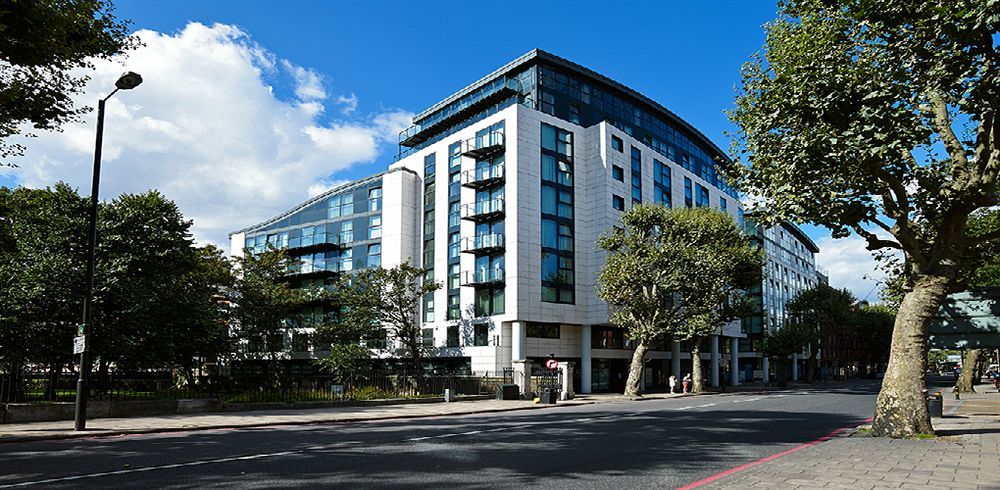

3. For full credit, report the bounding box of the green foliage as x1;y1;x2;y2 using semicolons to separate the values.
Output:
314;343;372;382
230;248;310;362
760;323;812;358
853;304;895;356
729;0;998;283
0;185;231;373
597;205;764;345
318;262;440;371
786;284;857;346
0;0;138;163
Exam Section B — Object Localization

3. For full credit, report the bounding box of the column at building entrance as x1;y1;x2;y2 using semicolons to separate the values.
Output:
580;325;592;394
710;335;720;387
731;337;740;386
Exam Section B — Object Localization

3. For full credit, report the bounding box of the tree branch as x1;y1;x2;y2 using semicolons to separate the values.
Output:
850;224;906;253
926;91;971;189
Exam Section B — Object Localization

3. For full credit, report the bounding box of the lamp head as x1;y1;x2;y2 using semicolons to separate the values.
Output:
115;72;143;90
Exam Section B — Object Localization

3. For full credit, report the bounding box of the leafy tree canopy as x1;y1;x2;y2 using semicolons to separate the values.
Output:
0;0;137;163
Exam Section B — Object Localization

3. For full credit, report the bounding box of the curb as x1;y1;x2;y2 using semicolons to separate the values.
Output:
0;400;597;445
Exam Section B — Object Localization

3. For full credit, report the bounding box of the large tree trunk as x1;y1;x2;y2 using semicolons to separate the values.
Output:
871;275;950;438
806;345;816;383
955;349;982;393
624;340;648;398
774;356;789;387
690;338;705;393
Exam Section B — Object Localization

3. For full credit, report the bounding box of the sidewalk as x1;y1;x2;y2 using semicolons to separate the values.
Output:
703;382;1000;489
0;380;857;444
0;396;605;444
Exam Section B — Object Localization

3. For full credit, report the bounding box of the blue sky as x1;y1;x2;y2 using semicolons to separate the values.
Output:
1;0;888;300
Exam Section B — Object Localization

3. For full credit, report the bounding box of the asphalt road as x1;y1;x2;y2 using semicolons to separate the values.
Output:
0;382;880;489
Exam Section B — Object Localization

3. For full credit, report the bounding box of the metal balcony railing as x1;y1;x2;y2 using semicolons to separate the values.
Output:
399;78;521;148
460;233;505;254
460;163;505;189
461;131;505;159
460;198;504;222
286;233;346;252
461;267;505;287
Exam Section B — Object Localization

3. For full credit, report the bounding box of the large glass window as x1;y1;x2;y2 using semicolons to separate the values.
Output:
612;165;624;182
448;263;460;289
541;122;575;304
367;244;381;268
446;325;460;347
696;184;710;208
424;153;436;176
474;288;504;316
368;187;382;211
448;201;460;228
630;147;642;203
328;194;354;219
611;135;623;152
448;232;460;260
368;215;382;239
447;294;460;320
612;195;625;211
473;324;489;346
448;141;462;171
684;177;693;208
422;293;434;323
527;323;560;339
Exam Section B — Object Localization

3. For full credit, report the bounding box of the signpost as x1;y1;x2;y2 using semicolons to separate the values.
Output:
73;335;87;355
545;358;558;370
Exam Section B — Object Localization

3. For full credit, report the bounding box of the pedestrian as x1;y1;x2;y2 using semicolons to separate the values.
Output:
682;373;692;394
668;375;677;394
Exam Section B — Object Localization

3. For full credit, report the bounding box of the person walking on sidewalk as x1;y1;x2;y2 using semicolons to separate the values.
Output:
682;373;691;394
669;375;677;394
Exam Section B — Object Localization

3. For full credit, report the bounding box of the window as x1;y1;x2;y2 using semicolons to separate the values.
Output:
611;135;623;152
424;181;435;209
448;171;461;199
473;323;489;347
541;123;575;305
612;165;624;182
446;325;459;348
422;328;435;348
448;141;461;171
447;294;460;320
474;287;504;316
424;209;435;235
696;184;710;208
720;197;728;212
527;323;560;339
328;194;353;218
613;195;625;211
684;177;693;208
424;153;436;176
540;90;555;115
367;244;381;268
368;187;382;211
422;293;434;323
654;159;671;207
423;239;434;268
337;220;353;243
448;201;460;228
630;147;642;203
292;333;310;352
368;215;382;239
448;263;460;290
569;104;580;124
448;232;460;260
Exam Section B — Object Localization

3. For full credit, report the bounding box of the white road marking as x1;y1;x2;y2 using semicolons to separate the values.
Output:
0;450;298;488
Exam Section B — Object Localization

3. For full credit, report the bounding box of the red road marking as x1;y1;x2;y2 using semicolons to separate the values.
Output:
677;417;874;489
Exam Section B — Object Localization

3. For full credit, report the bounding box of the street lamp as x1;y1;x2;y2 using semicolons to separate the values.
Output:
74;72;142;431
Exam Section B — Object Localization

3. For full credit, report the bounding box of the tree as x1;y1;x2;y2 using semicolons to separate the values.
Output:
0;0;137;163
597;205;763;397
229;248;308;378
760;323;812;387
0;183;87;398
852;304;895;377
955;349;982;393
729;0;999;437
786;284;857;382
322;262;440;373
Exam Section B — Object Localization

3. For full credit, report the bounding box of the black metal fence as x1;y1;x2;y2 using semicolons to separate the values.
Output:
1;371;508;404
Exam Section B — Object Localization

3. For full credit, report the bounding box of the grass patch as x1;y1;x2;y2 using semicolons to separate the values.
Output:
911;433;937;440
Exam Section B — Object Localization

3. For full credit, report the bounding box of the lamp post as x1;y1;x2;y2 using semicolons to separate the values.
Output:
74;72;142;431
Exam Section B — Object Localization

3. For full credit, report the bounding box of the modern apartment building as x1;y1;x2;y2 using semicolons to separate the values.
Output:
231;49;765;392
742;220;821;382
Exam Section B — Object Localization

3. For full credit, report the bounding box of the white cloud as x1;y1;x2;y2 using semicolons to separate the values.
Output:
2;22;412;249
335;93;358;115
814;234;901;303
282;59;326;101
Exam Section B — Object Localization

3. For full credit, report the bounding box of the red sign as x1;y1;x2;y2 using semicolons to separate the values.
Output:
545;359;558;370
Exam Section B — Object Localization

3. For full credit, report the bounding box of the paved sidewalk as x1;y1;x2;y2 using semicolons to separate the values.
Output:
0;380;863;444
704;382;1000;489
0;397;605;443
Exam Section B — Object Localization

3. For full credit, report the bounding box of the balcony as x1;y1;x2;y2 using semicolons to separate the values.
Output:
285;259;346;278
461;163;505;190
398;78;521;148
461;267;505;287
461;233;505;254
461;198;504;222
461;131;505;159
286;233;346;254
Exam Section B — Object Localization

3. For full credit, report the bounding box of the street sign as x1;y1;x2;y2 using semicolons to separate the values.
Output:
545;359;558;370
77;324;85;336
73;335;86;355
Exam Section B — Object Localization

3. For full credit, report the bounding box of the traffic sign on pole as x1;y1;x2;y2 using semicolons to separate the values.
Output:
73;335;87;355
545;359;558;370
